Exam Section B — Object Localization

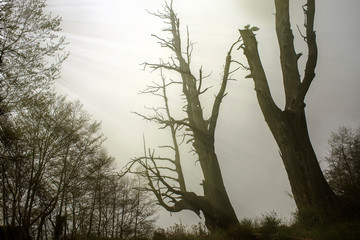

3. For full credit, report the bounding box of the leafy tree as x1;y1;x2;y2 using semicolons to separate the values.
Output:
127;2;242;232
0;1;159;239
0;2;68;234
0;0;67;114
239;0;342;220
0;93;109;239
324;126;360;214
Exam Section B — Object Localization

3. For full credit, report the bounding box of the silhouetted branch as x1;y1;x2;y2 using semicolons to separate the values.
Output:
298;0;317;102
208;37;241;136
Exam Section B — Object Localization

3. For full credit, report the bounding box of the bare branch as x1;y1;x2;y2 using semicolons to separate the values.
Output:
231;60;250;71
298;0;317;103
239;30;281;115
208;37;241;136
274;0;301;109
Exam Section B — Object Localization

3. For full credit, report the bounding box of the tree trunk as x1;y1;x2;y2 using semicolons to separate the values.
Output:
269;108;341;219
87;193;96;237
191;129;239;230
176;24;239;232
54;215;66;240
71;197;77;239
138;3;241;232
200;152;239;231
239;0;344;220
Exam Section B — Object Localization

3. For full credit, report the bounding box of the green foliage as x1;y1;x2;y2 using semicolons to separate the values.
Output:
293;207;324;230
243;24;260;32
318;221;360;240
288;208;360;240
0;0;68;110
153;228;167;240
150;214;360;240
152;222;211;240
210;225;256;240
0;1;161;239
239;217;254;231
258;211;282;237
289;219;360;240
163;222;207;240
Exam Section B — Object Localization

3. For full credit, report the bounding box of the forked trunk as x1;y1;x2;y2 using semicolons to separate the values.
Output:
239;0;345;220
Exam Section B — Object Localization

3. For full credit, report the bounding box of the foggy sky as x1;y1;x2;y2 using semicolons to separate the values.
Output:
46;0;360;227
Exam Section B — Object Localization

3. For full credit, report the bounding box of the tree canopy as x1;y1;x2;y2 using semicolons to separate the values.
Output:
0;0;67;113
325;126;360;214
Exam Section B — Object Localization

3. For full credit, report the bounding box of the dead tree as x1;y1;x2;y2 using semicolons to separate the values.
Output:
239;0;343;220
126;2;241;231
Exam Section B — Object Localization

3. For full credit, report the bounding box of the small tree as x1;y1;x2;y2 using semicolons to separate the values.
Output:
324;126;360;214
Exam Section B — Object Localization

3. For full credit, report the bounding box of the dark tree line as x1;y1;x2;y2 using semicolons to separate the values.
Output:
0;1;157;239
1;110;157;239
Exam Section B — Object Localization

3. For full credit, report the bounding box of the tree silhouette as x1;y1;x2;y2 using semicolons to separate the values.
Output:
325;126;360;216
0;0;67;115
127;2;242;232
239;0;343;220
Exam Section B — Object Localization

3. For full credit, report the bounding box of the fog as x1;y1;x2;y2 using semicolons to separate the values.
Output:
46;0;360;227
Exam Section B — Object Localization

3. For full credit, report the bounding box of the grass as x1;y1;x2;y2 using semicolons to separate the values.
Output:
68;211;360;240
152;210;360;240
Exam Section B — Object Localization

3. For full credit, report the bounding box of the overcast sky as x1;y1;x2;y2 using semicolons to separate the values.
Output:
45;0;360;227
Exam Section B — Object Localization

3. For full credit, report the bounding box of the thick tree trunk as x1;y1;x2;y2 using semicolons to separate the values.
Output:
179;61;239;231
196;140;239;231
269;108;341;219
239;0;344;221
202;157;239;231
169;130;239;231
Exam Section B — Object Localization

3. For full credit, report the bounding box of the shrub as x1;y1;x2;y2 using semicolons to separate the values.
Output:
258;211;282;237
153;228;167;240
240;218;254;231
206;224;256;240
294;207;323;229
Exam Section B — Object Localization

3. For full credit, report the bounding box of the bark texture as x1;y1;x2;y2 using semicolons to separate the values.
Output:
239;0;343;220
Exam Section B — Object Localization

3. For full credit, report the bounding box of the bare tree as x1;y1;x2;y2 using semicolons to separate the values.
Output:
131;172;158;239
127;2;242;231
239;0;343;220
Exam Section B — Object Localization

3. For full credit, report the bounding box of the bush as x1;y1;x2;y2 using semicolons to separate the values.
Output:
206;224;256;240
240;218;254;231
153;228;167;240
258;211;282;236
293;207;323;229
154;222;208;240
